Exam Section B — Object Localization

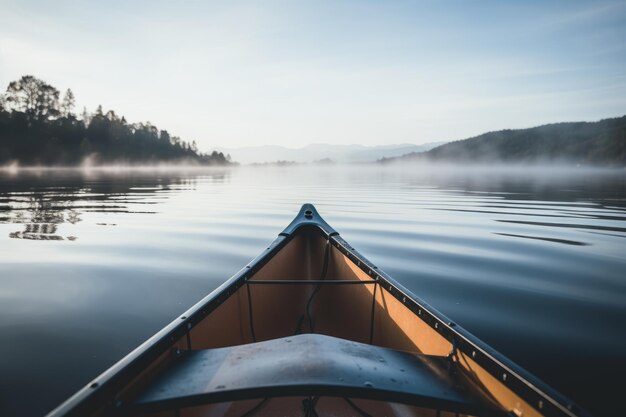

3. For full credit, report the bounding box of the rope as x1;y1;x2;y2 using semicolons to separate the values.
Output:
239;398;269;417
302;396;319;417
294;237;331;334
343;398;374;417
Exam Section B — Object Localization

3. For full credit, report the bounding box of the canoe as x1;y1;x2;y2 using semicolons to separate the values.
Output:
47;204;591;417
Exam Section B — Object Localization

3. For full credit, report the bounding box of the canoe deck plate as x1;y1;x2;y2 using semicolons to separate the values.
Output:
128;333;503;416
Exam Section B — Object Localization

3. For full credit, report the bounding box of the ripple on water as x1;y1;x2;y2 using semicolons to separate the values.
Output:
0;166;625;417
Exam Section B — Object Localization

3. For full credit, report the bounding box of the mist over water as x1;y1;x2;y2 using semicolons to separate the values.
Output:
0;165;625;417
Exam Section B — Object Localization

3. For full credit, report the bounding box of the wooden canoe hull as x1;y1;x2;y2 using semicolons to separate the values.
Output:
46;204;591;417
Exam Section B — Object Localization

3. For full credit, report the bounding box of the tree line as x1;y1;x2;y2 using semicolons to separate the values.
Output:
0;75;231;165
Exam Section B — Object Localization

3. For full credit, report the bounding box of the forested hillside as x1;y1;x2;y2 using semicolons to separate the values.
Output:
0;76;230;166
382;116;626;165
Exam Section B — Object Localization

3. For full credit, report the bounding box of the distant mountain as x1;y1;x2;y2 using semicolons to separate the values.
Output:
381;116;626;166
217;143;443;164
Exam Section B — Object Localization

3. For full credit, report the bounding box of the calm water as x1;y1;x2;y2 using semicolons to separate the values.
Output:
1;166;625;417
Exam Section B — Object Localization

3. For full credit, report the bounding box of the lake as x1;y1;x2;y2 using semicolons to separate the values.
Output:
1;165;625;417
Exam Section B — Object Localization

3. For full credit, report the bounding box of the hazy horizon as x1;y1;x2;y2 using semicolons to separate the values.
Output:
2;1;625;152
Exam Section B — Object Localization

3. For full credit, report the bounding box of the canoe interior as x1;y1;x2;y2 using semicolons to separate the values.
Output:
186;228;454;354
114;227;516;417
47;205;588;417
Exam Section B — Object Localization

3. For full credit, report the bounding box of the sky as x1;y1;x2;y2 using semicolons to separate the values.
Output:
1;0;625;151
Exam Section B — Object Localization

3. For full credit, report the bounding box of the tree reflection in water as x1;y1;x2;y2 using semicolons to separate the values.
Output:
0;168;226;241
5;191;82;240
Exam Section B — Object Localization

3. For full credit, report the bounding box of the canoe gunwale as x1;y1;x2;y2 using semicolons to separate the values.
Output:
46;206;336;417
46;203;592;417
324;218;591;417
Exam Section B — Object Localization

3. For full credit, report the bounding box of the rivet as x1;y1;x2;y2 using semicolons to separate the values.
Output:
435;323;438;329
538;400;544;409
418;309;422;315
472;351;476;358
402;297;406;303
502;373;507;381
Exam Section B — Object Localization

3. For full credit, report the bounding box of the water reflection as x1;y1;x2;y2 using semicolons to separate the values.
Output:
0;166;624;417
5;192;81;240
497;219;626;233
493;232;589;246
0;169;229;241
10;224;75;241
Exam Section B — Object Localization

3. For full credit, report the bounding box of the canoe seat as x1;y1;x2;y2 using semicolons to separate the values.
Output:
127;334;504;416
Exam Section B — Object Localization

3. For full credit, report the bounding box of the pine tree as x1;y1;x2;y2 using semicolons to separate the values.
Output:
60;88;76;117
